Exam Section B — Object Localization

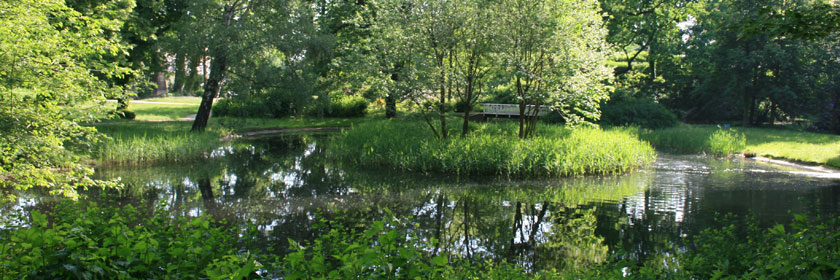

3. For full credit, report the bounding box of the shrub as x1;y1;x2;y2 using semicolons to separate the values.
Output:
213;97;296;118
601;98;679;129
327;95;367;118
330;120;656;177
0;202;259;279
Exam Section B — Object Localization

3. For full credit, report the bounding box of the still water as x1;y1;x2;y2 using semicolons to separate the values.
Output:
11;134;840;268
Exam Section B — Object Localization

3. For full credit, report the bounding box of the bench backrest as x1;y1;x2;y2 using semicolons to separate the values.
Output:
481;103;549;116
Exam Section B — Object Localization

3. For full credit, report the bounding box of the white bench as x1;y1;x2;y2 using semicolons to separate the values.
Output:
481;103;549;117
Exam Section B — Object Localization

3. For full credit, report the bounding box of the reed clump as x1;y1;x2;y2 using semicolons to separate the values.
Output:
94;122;227;166
330;121;656;177
639;125;746;156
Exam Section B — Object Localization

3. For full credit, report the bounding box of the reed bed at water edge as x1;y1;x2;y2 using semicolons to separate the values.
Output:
330;120;656;177
638;125;746;156
94;122;227;166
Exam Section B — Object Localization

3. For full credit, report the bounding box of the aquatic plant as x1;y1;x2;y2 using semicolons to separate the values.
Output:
330;120;656;177
94;122;227;166
640;125;746;156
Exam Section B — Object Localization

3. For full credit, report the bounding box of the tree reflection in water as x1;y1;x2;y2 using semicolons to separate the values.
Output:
71;134;840;267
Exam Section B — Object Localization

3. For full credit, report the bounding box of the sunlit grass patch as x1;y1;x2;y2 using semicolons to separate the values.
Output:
140;96;202;104
128;102;197;121
740;127;840;168
640;125;746;156
331;120;656;177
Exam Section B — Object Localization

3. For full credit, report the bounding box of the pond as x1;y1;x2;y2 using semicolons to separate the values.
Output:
7;133;840;269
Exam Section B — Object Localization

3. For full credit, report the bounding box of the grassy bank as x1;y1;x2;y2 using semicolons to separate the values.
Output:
94;122;227;166
638;124;840;168
639;125;747;156
741;127;840;168
331;120;656;177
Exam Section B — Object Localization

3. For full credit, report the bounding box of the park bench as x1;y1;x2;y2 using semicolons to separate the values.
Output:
481;103;550;118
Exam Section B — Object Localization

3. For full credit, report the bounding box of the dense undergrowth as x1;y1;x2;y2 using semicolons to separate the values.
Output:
1;201;837;279
0;202;258;279
330;120;656;177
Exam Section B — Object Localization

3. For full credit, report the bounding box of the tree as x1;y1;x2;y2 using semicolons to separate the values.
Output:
452;0;497;137
188;0;307;131
499;0;613;138
0;0;132;199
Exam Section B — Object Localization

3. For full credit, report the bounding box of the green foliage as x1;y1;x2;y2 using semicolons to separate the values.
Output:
0;0;132;199
307;94;369;118
94;122;227;166
601;98;679;129
279;213;551;280
641;125;746;156
331;120;656;177
0;201;259;279
708;129;747;157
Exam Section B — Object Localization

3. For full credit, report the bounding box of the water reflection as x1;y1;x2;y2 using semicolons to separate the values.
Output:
7;134;840;268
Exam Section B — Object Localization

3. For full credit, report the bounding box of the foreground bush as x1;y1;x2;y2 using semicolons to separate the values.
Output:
0;202;258;279
330;121;656;177
2;201;836;279
571;215;840;279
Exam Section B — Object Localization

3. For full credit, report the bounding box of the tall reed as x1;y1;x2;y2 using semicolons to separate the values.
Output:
330;121;656;177
640;125;746;156
94;122;226;166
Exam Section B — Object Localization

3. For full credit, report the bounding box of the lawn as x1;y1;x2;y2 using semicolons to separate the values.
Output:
741;127;840;168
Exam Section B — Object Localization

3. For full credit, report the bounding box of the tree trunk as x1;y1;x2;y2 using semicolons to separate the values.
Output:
152;71;167;96
461;95;472;137
171;52;186;94
832;92;840;134
385;92;397;118
439;67;448;139
386;68;400;118
192;55;227;131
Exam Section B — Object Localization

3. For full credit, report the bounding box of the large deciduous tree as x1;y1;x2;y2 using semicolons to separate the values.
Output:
0;0;132;198
499;0;613;138
189;0;307;131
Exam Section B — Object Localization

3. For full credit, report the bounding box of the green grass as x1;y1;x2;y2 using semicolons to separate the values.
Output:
127;102;197;121
331;120;656;177
640;124;840;168
639;125;747;157
139;96;203;104
741;127;840;168
93;122;227;166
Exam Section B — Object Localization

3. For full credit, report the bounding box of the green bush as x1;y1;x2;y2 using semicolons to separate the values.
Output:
601;98;679;129
0;202;259;279
330;120;656;177
562;214;840;279
213;97;296;118
327;95;368;118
